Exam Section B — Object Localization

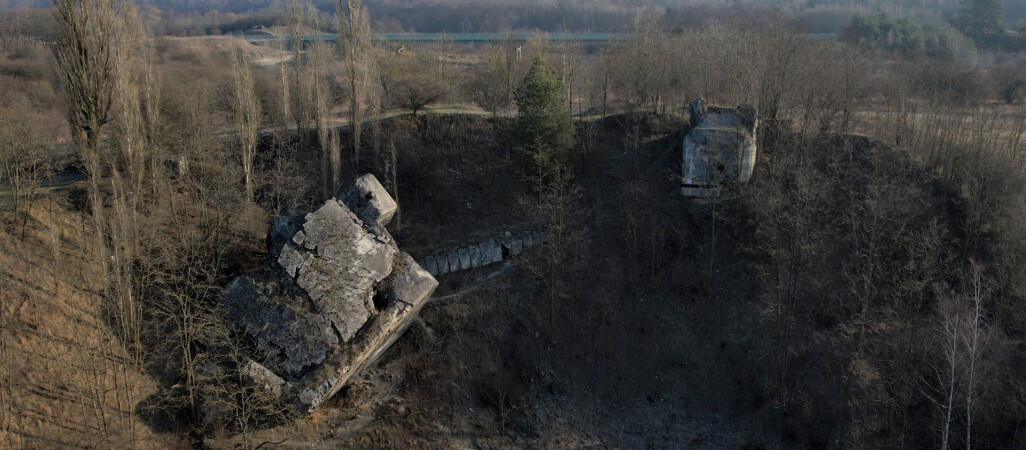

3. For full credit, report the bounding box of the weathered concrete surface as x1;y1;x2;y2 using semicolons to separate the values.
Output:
469;244;482;268
216;174;437;414
436;253;450;275
682;98;758;197
219;275;339;378
277;200;396;343
266;215;303;258
486;238;503;264
447;250;459;273
242;360;286;397
295;254;436;412
338;174;398;226
418;230;544;277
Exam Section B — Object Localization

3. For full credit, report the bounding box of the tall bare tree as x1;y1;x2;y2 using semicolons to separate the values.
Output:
228;49;261;203
335;0;372;168
556;34;583;117
287;0;317;145
307;40;336;194
51;2;152;444
51;0;129;233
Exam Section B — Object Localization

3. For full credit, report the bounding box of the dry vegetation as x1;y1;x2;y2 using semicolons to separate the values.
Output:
4;0;1026;448
0;201;169;448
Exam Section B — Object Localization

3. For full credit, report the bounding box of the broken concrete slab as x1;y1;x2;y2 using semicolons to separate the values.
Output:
215;174;437;415
295;254;435;412
242;360;286;398
219;275;339;378
499;233;513;255
267;215;303;258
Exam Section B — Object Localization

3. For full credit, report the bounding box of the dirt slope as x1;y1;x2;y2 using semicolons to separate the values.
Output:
0;202;168;448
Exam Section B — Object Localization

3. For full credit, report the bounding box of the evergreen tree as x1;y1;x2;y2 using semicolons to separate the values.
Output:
954;0;1005;40
515;55;573;173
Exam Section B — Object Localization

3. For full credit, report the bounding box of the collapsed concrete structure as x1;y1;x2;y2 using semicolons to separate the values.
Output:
681;98;758;197
218;174;437;413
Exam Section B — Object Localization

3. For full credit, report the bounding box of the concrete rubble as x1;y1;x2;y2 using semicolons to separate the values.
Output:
682;97;758;197
217;174;437;413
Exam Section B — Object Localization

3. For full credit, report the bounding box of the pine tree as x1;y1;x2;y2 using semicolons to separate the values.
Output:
515;55;573;173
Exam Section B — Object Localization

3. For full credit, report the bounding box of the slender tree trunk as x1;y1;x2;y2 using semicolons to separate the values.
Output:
965;263;984;450
941;308;960;450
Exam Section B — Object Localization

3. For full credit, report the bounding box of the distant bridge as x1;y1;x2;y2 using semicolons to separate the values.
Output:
237;32;632;43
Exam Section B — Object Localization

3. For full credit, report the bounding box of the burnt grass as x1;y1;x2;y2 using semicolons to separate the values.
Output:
247;113;1012;448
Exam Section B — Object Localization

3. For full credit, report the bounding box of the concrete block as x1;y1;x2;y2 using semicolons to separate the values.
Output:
486;238;503;263
447;251;460;273
421;256;437;276
511;237;523;256
436;253;449;275
499;233;513;257
337;174;397;226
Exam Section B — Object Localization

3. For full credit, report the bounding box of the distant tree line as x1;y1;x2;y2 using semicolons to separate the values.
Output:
8;0;1026;37
845;12;972;56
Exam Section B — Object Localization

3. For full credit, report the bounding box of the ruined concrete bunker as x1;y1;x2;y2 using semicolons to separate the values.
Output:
681;98;758;197
218;174;437;413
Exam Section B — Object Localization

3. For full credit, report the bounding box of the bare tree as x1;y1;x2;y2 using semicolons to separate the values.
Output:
752;137;824;405
0;108;53;237
275;33;291;128
590;45;615;118
141;46;164;196
937;290;963;450
51;0;129;234
556;32;583;117
391;47;449;115
307;40;336;194
335;0;372;168
964;262;987;450
51;4;154;444
228;49;261;203
470;37;522;118
523;163;585;331
0;8;23;52
385;136;399;229
287;0;316;145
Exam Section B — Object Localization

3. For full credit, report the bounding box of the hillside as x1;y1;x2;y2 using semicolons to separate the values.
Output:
0;201;168;448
